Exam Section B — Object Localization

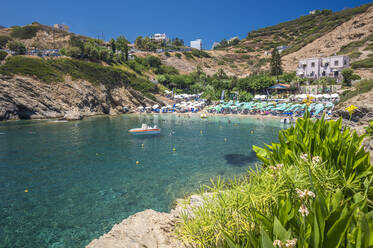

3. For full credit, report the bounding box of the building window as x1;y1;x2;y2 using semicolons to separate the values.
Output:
344;60;347;65
322;71;326;76
334;60;339;66
311;62;315;67
325;62;329;67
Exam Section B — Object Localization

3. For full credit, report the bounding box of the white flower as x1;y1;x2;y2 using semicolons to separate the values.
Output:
299;204;309;217
305;189;315;198
296;188;315;200
296;188;306;199
312;156;322;164
285;238;297;248
300;153;308;161
273;240;283;247
276;163;283;169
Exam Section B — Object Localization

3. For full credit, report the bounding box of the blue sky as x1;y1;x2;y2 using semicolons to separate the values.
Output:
1;0;372;49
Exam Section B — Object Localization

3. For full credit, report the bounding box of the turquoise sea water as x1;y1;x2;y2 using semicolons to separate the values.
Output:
0;114;284;248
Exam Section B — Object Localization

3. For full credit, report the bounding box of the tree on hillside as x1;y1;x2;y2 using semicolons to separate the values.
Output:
146;56;161;68
69;36;84;50
342;68;361;86
110;38;116;53
270;48;282;76
216;68;228;79
172;37;184;47
116;36;129;61
135;36;143;49
7;40;26;55
0;35;12;49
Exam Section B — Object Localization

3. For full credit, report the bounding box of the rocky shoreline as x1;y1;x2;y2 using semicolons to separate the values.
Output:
86;194;210;248
0;75;159;121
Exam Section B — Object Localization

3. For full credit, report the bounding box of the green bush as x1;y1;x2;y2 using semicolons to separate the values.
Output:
130;77;157;93
363;43;373;51
0;56;63;82
341;68;360;86
164;51;170;57
348;51;362;59
240;54;251;60
62;46;82;58
144;92;157;101
339;79;373;102
7;40;26;55
253;112;371;189
182;52;194;59
238;91;253;102
0;50;8;61
50;58;132;87
126;59;147;74
191;49;210;58
177;113;373;247
365;121;373;136
0;56;136;88
146;55;161;68
0;35;12;49
175;53;182;59
10;25;41;39
352;57;373;69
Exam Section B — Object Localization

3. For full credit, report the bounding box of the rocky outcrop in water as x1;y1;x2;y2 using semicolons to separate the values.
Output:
0;75;159;121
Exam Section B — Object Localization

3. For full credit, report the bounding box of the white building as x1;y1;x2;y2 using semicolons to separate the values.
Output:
151;33;168;42
296;55;350;82
190;39;202;50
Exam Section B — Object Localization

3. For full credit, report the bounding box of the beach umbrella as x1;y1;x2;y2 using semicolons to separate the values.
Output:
331;93;339;98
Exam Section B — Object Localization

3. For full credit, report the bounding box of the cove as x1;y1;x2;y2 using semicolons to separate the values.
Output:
0;114;284;247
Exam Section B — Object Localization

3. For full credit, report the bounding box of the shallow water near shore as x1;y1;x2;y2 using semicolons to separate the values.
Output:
0;114;284;247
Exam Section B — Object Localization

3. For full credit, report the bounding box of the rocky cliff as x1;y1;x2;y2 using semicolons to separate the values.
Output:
0;75;159;121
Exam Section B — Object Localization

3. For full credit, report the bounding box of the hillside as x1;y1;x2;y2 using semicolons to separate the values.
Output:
2;3;373;78
0;22;83;50
146;2;373;78
0;56;162;121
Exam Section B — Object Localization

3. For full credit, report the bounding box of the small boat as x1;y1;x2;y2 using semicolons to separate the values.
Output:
129;124;161;135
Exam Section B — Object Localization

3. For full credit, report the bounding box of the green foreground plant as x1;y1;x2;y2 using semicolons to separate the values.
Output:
176;113;373;247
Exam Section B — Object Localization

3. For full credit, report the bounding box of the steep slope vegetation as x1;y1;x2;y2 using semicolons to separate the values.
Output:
0;56;161;121
0;22;84;50
152;3;373;77
282;4;373;74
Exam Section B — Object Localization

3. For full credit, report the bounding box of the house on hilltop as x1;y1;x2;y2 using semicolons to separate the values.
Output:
151;33;168;42
190;39;202;50
296;55;350;83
